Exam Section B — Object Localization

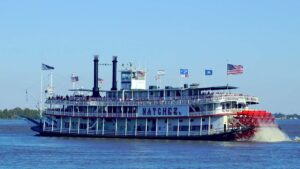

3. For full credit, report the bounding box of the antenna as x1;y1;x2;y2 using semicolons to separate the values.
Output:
26;89;28;103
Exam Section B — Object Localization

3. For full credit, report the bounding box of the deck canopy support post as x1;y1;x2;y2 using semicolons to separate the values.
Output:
105;106;108;117
200;117;203;136
69;117;71;134
102;118;105;135
87;118;89;134
78;118;80;135
147;90;150;100
43;118;46;131
188;118;191;136
87;105;89;117
60;116;63;133
155;118;158;136
115;118;118;136
51;116;54;132
96;118;99;135
166;118;169;137
135;118;137;136
125;118;128;136
177;118;180;137
145;118;148;136
208;116;211;135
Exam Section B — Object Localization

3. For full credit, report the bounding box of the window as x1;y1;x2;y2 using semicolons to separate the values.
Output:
80;123;87;129
121;72;131;81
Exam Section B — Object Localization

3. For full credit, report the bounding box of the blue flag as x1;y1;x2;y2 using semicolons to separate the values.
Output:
42;64;54;70
180;69;189;78
205;69;213;76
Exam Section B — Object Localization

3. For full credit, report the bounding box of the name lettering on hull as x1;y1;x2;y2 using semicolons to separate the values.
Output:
138;106;188;117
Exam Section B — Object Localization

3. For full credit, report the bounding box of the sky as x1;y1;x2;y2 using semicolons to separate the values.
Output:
0;0;299;114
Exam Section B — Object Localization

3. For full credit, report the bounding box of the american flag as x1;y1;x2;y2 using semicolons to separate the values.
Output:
227;64;244;75
136;71;145;78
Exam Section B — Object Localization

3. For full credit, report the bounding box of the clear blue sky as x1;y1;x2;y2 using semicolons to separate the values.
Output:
0;0;299;114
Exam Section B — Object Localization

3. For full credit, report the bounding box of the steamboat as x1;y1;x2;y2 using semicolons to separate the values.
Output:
31;56;275;141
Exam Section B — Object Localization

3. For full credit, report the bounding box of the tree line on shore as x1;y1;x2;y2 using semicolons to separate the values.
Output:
0;107;40;119
273;113;300;119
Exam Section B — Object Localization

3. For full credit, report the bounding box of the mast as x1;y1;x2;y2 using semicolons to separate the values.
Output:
40;70;43;117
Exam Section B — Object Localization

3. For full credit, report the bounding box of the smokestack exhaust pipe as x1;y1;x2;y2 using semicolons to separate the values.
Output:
92;55;100;97
111;56;118;91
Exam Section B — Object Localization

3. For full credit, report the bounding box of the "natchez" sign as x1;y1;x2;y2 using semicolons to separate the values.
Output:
137;106;188;117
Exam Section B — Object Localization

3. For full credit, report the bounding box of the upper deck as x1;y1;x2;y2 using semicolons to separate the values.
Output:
46;85;259;106
44;56;259;112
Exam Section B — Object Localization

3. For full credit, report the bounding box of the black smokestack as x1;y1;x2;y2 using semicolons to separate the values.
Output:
111;56;118;91
92;55;100;97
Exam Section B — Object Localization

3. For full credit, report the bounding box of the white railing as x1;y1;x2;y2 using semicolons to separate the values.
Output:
45;111;137;118
43;126;233;137
45;94;259;107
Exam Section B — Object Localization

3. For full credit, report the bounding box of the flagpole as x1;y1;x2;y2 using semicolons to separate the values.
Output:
159;76;162;89
40;69;43;118
226;59;229;92
203;70;206;87
72;74;75;90
50;71;53;90
156;75;159;89
180;76;182;88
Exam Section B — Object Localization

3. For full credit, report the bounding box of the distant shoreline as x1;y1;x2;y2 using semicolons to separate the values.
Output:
0;108;40;119
273;113;300;120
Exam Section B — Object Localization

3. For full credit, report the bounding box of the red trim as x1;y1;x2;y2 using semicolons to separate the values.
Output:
232;110;275;140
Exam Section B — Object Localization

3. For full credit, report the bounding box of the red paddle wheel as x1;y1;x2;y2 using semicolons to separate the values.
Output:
230;110;275;140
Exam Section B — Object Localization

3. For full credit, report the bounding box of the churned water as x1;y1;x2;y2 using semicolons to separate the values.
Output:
250;121;291;142
0;119;300;169
251;127;291;142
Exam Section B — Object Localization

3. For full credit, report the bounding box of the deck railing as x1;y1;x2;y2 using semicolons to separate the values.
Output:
44;109;242;118
45;94;258;107
43;126;231;137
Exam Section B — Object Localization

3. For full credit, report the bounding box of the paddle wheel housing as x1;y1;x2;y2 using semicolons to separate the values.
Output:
230;110;275;140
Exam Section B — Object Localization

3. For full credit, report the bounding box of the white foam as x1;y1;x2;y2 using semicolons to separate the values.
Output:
294;136;300;142
251;126;291;142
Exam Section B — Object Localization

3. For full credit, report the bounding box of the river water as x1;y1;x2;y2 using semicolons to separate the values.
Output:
0;119;299;169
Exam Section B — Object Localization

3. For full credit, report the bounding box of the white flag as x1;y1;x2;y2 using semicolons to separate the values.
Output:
157;69;165;76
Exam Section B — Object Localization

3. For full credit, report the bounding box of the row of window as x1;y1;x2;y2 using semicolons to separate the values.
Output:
63;122;213;131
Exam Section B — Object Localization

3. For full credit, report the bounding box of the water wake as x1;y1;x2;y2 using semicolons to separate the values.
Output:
294;136;300;142
251;126;291;142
